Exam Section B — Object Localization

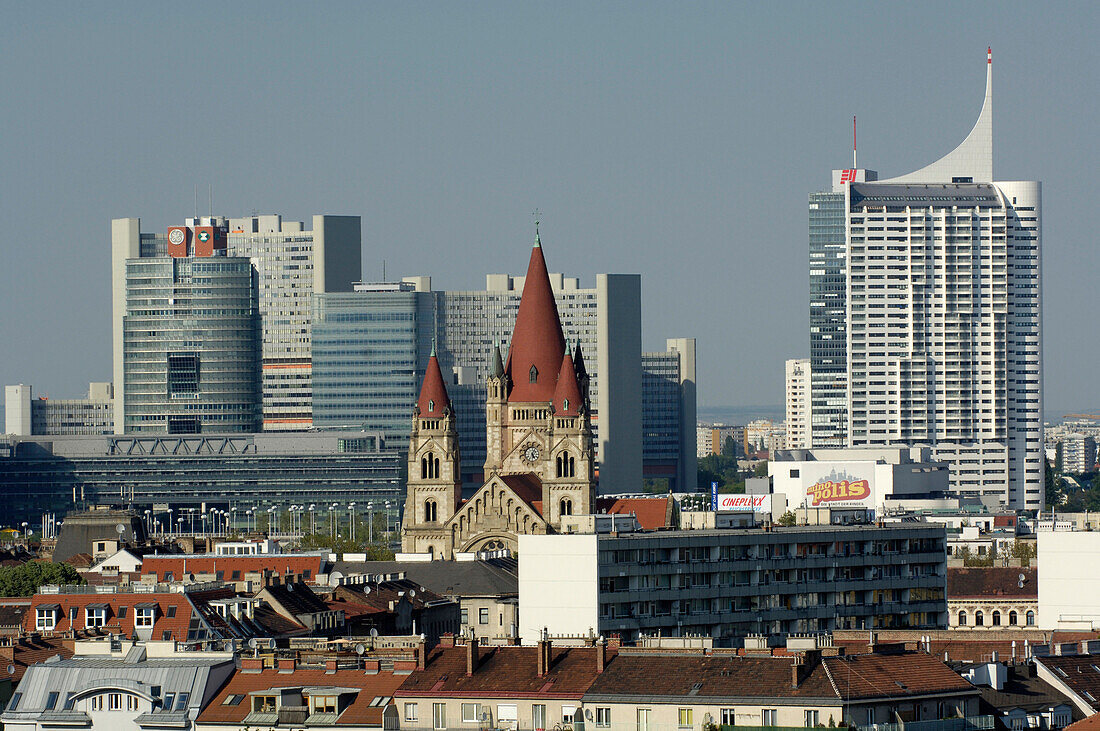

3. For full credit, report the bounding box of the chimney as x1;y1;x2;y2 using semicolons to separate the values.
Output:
596;636;607;674
439;633;455;648
791;655;803;689
466;637;479;677
537;631;551;677
417;639;427;671
277;657;296;672
326;658;339;673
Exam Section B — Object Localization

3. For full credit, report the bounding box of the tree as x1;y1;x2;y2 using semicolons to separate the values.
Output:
722;435;738;458
777;511;796;527
0;562;83;597
753;462;769;478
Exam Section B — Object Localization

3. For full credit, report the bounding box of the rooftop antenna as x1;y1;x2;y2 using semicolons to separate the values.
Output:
532;208;541;248
209;184;213;218
382;259;386;282
194;185;198;220
853;115;857;169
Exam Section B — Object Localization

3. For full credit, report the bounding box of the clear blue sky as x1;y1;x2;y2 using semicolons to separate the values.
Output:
1;1;1096;415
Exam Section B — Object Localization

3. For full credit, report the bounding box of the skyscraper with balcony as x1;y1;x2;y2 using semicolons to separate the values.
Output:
839;49;1043;510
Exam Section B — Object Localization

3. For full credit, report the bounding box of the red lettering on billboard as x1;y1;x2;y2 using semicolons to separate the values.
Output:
840;169;857;184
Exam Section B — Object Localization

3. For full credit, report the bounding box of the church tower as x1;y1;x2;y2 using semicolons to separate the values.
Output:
400;347;462;558
484;226;597;525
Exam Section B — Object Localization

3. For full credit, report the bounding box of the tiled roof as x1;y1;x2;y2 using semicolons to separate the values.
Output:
1067;713;1100;731
597;497;673;530
330;558;518;600
197;666;406;727
1037;656;1100;710
505;242;567;404
417;353;453;418
261;582;331;616
396;644;609;699
0;600;30;629
586;652;836;701
499;474;544;512
141;554;326;582
976;667;1080;717
0;635;74;684
947;567;1037;599
822;653;977;700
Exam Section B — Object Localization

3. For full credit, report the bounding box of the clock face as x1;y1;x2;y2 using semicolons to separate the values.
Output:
523;445;541;463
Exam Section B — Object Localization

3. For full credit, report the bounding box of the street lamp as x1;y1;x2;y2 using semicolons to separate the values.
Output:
367;502;374;544
176;516;184;535
348;503;356;541
309;504;316;535
167;508;173;536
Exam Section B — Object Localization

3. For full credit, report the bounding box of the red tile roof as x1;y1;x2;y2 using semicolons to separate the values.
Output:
1067;713;1100;731
197;665;407;727
417;353;453;418
499;474;544;513
24;587;234;640
1038;656;1100;710
505;242;567;404
552;350;583;415
141;554;326;582
597;497;673;530
396;644;609;699
0;635;74;684
947;567;1037;599
821;652;976;700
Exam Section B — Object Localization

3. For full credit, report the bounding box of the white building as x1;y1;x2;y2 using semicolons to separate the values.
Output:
5;383;113;436
842;50;1043;510
1038;531;1100;630
769;446;951;517
1062;433;1097;474
785;359;810;450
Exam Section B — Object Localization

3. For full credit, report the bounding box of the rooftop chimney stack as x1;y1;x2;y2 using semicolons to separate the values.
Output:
596;636;606;674
537;628;551;677
466;637;480;677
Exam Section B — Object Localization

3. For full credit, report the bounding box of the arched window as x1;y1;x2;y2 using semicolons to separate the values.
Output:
420;456;428;479
1009;610;1018;626
428;399;435;412
560;497;573;516
958;611;967;626
556;455;563;478
433;455;440;479
563;398;569;411
1026;610;1035;626
529;365;538;383
425;499;437;523
992;610;1001;626
568;455;575;477
975;611;984;627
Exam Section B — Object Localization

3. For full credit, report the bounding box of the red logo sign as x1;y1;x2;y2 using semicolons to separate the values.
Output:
806;479;870;506
167;226;190;257
193;226;215;257
840;169;858;184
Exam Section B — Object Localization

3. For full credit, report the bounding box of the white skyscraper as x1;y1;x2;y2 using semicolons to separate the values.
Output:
785;358;811;450
843;49;1043;510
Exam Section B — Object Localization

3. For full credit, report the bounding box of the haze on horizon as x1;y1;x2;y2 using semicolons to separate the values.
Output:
1;1;1096;416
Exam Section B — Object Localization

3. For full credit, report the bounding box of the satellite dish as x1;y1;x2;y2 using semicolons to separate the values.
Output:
116;523;126;535
6;664;14;676
409;590;416;597
362;587;371;596
355;643;366;655
370;628;379;637
585;710;594;721
248;638;258;649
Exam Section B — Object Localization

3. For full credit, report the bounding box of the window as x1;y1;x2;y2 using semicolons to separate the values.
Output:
162;631;172;640
167;353;200;395
638;708;651;731
312;696;338;714
1026;611;1035;626
533;704;547;731
498;704;519;727
1009;611;1018;625
461;608;469;624
992;611;1001;626
223;695;246;706
91;695;104;712
117;606;127;619
405;703;419;722
806;710;819;727
253;695;276;713
36;608;57;631
763;709;778;726
109;693;122;710
560;498;573;516
425;499;438;523
162;694;175;712
8;693;22;711
596;708;612;727
530;365;538;383
462;703;482;723
479;607;489;625
63;693;75;711
86;607;107;627
128;695;139;711
136;607;155;628
44;692;59;710
721;709;736;726
70;607;78;624
958;611;967;626
562;705;577;724
678;708;693;728
434;703;447;730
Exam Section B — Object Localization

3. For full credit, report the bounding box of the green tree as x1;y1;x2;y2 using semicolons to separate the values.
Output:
722;435;738;458
753;461;769;477
777;510;796;527
0;562;84;597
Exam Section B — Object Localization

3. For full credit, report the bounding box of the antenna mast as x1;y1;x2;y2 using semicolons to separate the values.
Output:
853;115;857;169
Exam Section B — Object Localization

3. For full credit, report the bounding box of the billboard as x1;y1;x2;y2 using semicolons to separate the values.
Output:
799;465;874;509
717;494;771;513
167;226;190;257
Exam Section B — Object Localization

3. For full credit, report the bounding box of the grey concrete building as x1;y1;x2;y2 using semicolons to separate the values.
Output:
4;383;113;436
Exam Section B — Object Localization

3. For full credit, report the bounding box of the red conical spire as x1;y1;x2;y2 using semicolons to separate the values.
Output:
552;344;583;416
506;229;566;403
417;346;452;417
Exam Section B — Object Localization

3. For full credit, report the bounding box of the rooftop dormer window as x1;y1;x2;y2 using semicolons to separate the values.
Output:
529;365;538;383
35;607;57;631
253;695;277;714
428;399;434;412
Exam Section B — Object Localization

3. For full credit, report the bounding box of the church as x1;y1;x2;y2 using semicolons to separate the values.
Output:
400;229;596;558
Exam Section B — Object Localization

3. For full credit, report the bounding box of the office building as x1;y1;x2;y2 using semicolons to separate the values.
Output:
784;358;810;449
641;338;697;492
122;255;261;433
111;214;361;433
4;383;113;436
1061;434;1096;474
0;432;402;526
519;523;948;644
313;261;673;493
845;50;1042;509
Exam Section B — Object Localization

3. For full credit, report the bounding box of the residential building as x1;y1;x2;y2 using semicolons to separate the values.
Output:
641;338;697;492
839;50;1043;510
111;214;361;433
965;661;1078;731
785;358;810;449
255;581;346;638
947;567;1038;629
4;383;113;436
1036;653;1100;720
744;420;774;454
325;580;459;646
697;424;745;459
583;645;981;730
195;653;406;731
1063;434;1097;474
519;523;949;645
393;635;608;731
140;552;330;584
0;432;402;527
1;638;235;731
1039;532;1100;630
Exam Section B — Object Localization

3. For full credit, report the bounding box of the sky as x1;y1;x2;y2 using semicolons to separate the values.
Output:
1;1;1097;416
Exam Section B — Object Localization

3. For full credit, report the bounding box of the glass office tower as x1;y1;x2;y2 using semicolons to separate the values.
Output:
808;191;848;448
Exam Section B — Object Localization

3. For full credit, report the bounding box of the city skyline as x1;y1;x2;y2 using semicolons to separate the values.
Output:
2;2;1096;414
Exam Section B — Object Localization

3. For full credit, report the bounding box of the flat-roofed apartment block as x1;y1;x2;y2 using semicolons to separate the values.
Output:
842;49;1043;510
519;523;948;645
4;383;113;436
